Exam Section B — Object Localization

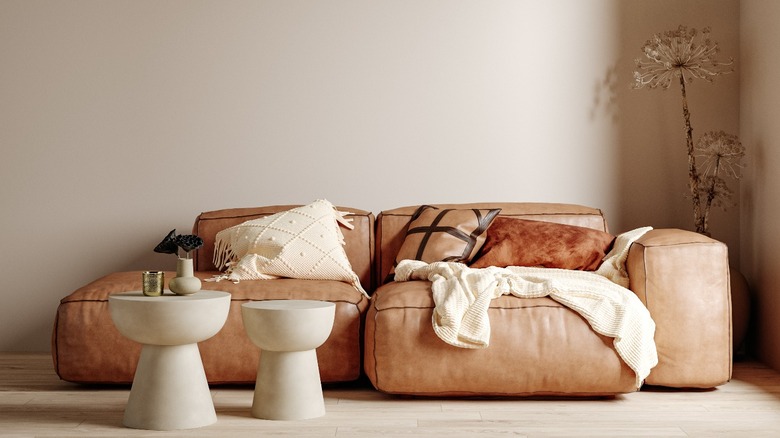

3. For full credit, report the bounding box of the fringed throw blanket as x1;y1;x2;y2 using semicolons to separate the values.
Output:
394;227;657;388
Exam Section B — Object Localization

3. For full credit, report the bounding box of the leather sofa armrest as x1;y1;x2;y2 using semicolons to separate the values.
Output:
626;228;732;388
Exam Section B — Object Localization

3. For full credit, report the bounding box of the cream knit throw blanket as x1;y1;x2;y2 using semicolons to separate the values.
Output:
394;227;657;388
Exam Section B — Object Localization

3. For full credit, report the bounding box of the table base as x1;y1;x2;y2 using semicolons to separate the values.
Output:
124;343;217;430
252;349;325;420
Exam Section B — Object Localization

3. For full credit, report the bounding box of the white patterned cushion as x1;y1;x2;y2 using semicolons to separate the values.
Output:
212;199;366;295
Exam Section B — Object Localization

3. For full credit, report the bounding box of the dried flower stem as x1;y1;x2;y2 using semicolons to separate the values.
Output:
702;154;723;233
678;75;705;234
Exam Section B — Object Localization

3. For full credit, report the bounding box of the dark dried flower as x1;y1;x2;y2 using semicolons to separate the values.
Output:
153;229;203;258
153;229;179;255
174;234;204;253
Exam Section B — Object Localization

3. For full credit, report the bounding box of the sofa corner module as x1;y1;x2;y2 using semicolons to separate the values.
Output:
627;228;732;388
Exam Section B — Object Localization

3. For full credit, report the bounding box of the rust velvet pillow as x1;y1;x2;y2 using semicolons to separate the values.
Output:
395;206;501;266
469;217;615;271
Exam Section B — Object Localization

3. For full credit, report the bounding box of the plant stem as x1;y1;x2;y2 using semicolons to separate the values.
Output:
679;75;706;235
702;156;722;237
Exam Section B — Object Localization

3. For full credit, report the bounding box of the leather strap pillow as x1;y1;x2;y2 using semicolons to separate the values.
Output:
394;206;501;269
469;217;615;271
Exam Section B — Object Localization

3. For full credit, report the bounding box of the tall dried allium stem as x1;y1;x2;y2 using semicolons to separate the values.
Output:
678;75;704;234
633;25;741;236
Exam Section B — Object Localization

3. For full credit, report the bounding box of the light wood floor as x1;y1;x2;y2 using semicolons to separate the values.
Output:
2;354;780;437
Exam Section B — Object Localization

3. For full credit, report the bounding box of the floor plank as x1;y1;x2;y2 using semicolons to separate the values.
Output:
1;354;780;437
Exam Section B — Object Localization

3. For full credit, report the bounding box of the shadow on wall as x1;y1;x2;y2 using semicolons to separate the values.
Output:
589;64;620;124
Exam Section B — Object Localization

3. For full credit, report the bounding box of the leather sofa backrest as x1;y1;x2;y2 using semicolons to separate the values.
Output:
375;202;608;285
192;205;375;292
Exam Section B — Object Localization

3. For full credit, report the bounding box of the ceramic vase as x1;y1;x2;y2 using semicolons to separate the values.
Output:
169;258;201;295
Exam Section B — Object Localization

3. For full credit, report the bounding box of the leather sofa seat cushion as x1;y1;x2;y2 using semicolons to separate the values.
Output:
365;280;637;396
53;271;369;384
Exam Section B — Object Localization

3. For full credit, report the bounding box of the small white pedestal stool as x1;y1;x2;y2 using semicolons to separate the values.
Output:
109;291;230;430
241;300;335;420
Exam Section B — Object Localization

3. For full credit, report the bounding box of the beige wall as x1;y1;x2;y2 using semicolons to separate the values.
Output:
740;0;780;370
0;0;740;351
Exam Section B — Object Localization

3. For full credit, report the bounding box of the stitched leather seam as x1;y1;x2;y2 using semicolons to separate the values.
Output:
373;304;566;312
640;241;721;248
59;296;365;306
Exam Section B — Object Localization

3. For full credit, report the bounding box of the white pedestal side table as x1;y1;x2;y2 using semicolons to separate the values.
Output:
241;300;336;420
109;291;231;430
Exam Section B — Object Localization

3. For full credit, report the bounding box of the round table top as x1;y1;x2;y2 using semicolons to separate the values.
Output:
109;290;230;302
241;299;335;311
241;300;335;351
109;291;231;345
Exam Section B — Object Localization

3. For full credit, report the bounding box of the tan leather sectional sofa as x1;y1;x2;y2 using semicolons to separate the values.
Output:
53;202;732;396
